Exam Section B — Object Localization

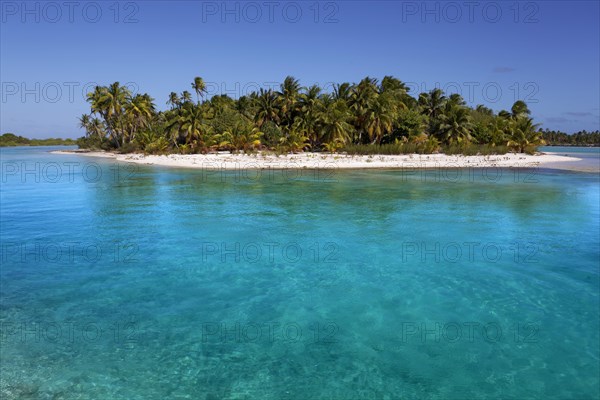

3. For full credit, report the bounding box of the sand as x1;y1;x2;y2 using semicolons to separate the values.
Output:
51;150;580;171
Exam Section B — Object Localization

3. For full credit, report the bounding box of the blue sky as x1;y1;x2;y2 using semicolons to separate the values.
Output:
1;0;598;138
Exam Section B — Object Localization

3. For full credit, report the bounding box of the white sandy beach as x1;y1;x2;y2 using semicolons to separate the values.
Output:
52;150;579;170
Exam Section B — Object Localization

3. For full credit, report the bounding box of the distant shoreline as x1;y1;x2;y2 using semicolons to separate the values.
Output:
0;143;75;147
541;144;599;148
0;134;76;147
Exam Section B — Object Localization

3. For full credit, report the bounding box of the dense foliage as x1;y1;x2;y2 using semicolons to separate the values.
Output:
77;76;547;154
541;129;599;146
0;133;76;147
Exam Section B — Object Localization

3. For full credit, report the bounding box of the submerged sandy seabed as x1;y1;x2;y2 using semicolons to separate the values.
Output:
51;150;581;170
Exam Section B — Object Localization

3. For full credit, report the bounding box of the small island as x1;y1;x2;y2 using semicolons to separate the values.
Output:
75;76;553;156
49;76;595;170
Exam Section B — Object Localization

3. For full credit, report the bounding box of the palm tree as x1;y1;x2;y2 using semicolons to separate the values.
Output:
86;82;131;146
418;88;447;137
88;118;106;140
296;85;322;147
167;92;180;109
364;93;399;144
254;89;280;128
380;76;408;95
277;76;301;126
506;117;543;153
220;120;262;152
299;85;321;111
511;100;531;119
475;104;494;116
181;104;208;147
349;77;379;143
79;114;90;133
498;110;512;119
380;76;410;113
79;114;106;144
87;86;116;145
192;77;207;103
471;105;496;144
439;106;473;144
317;99;353;147
333;82;353;102
125;93;155;142
418;88;446;120
499;101;531;121
105;82;130;118
447;93;466;108
489;117;509;146
236;95;254;119
279;125;309;153
181;91;193;104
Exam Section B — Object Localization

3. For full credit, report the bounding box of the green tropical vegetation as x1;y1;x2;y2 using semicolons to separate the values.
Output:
76;76;550;155
0;133;76;147
541;129;599;146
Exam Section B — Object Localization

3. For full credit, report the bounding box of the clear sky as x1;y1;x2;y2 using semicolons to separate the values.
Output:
1;0;599;138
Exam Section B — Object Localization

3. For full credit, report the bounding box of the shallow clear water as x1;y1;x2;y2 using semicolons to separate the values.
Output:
1;146;599;399
539;146;600;172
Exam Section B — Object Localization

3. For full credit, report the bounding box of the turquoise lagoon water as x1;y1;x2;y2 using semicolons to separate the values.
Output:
539;146;600;172
1;146;599;399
